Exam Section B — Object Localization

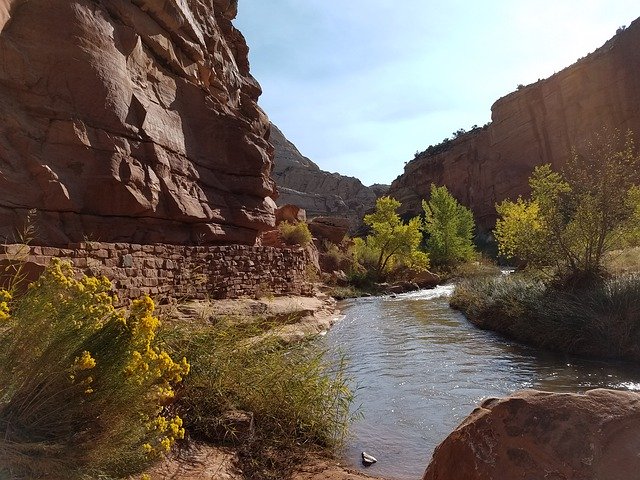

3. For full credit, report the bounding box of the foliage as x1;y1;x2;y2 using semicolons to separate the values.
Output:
495;196;548;265
0;260;189;479
413;124;488;159
494;129;640;283
451;273;640;361
354;196;429;279
163;320;356;480
278;221;312;246
422;184;476;267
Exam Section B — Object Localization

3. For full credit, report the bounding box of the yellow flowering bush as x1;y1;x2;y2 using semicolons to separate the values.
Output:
0;259;189;479
0;289;10;321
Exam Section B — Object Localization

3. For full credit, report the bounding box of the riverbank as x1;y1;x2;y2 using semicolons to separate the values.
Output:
451;273;640;362
161;292;342;343
142;293;387;480
328;261;500;300
144;442;387;480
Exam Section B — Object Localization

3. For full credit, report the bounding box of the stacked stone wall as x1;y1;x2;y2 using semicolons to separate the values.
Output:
0;242;313;302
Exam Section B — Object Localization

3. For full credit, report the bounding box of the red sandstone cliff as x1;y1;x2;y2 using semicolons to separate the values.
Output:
0;0;276;246
389;18;640;230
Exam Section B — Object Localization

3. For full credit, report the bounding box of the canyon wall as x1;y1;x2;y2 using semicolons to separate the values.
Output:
0;0;276;246
0;242;311;302
389;19;640;230
271;123;387;230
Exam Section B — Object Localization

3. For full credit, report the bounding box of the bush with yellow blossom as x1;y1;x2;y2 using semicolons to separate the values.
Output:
0;259;189;479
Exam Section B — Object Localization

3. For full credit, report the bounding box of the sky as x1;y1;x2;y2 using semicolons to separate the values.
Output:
235;1;639;186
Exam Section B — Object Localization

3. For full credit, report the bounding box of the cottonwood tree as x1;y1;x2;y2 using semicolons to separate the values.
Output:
495;129;640;284
422;184;476;267
354;196;429;279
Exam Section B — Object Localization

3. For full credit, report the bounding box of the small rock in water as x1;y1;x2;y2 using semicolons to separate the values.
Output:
361;451;377;466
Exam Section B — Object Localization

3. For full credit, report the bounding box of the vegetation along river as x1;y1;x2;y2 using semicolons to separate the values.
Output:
320;284;640;480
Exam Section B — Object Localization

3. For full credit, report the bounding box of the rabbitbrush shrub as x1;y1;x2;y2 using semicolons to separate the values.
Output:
0;260;189;479
163;319;356;480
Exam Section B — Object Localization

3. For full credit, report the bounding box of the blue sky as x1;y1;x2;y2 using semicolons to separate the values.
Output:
235;1;638;186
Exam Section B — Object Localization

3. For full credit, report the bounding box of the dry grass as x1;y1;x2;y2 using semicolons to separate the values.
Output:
451;273;640;361
605;246;640;275
161;319;357;480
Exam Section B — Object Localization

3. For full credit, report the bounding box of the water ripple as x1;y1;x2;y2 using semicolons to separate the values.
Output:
321;287;640;480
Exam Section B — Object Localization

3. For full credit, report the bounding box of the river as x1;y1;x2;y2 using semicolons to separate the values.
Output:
320;284;640;480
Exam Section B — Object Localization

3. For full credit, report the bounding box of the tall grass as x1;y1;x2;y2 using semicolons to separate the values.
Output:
451;273;640;360
0;260;188;479
162;319;357;480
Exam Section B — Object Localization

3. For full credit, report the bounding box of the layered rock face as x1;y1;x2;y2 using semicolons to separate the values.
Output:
0;0;276;246
390;19;640;230
424;389;640;480
271;123;387;230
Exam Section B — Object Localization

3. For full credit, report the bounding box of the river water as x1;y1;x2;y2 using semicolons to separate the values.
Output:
320;285;640;480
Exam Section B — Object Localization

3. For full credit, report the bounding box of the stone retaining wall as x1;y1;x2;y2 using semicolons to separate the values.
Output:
0;242;313;302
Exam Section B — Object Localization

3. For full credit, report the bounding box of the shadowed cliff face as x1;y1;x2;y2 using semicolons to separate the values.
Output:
389;18;640;231
270;123;388;231
0;0;276;246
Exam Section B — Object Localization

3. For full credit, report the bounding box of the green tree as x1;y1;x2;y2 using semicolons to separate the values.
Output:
422;184;476;266
355;196;429;279
494;129;640;281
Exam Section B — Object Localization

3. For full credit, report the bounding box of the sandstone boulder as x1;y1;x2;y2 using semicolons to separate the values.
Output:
389;19;640;231
308;217;350;245
276;204;307;224
423;389;640;480
0;0;276;246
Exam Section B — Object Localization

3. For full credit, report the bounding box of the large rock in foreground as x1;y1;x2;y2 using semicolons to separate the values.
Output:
390;18;640;231
424;389;640;480
0;0;276;246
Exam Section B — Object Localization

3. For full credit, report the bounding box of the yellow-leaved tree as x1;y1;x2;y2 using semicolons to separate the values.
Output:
495;129;640;284
354;196;429;279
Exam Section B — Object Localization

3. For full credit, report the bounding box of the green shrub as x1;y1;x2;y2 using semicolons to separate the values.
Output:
0;260;189;479
355;196;429;280
162;319;356;480
278;221;313;246
422;184;476;267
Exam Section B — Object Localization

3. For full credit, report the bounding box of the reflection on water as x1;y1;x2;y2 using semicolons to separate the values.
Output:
320;285;640;480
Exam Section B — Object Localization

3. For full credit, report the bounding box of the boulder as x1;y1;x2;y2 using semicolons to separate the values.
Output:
387;281;419;294
0;0;276;246
276;204;307;224
308;217;350;245
411;271;440;289
423;389;640;480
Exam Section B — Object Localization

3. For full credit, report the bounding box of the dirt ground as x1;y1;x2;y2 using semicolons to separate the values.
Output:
144;442;387;480
160;292;343;342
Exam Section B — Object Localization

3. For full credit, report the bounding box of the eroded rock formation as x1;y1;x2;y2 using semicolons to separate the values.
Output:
390;19;640;230
423;389;640;480
0;0;276;246
271;123;387;230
